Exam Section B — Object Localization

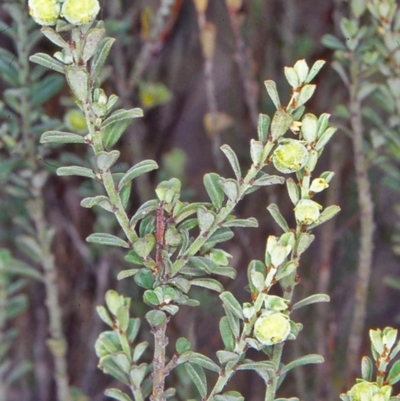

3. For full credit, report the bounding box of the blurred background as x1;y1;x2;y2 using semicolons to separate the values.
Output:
1;0;400;400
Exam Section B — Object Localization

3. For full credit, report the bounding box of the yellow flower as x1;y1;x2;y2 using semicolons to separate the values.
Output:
294;199;322;225
61;0;100;25
28;0;60;26
349;382;380;401
254;313;290;346
272;139;308;174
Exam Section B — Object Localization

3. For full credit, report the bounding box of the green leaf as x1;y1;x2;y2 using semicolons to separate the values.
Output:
296;84;316;108
31;74;64;106
309;205;341;228
118;160;158;190
176;337;192;354
103;108;143;127
281;354;324;375
321;34;347;51
224;217;258;228
91;37;115;80
286;178;300;205
65;66;89;102
236;361;274;380
130;199;159;227
331;61;350;88
117;269;140;280
179;352;220;372
189;256;218;274
99;355;129;385
220;292;244;320
295;233;315;255
315;127;338;151
145;310;166;328
17;235;42;262
284;67;300;88
190;278;224;293
216;350;238;365
82;28;105;62
103;118;132;149
388;360;400;385
258;113;271;143
134;268;155;289
220;145;241;180
4;259;43;281
40;26;69;49
267;204;290;232
29;53;65;74
185;363;207;398
212;266;237;279
129;363;148;386
219;316;235;351
0;51;18;86
197;207;216;232
86;233;129;248
133;342;149;363
81;196;112;212
264;80;281;109
220;178;239;202
127;318;141;343
56;166;96;179
250;139;264;164
174;202;205;224
96;150;120;170
104;388;133;401
204;173;224;209
119;183;131;210
124;250;143;266
116;305;130;332
292;294;330;310
133;235;156;258
305;60;326;83
40;131;86;144
275;398;300;401
204;227;234;247
96;305;113;327
361;356;373;382
252;173;285;187
214;393;245;401
270;109;293;141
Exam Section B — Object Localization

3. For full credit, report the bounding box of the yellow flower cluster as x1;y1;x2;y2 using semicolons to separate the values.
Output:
28;0;100;26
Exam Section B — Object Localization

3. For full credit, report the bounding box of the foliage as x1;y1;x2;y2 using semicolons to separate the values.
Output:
0;0;400;400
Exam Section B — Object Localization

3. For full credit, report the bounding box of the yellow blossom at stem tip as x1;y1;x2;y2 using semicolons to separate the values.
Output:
28;0;60;26
61;0;100;26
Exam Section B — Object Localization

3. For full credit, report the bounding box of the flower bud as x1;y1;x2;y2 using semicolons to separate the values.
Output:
310;178;329;193
270;243;290;267
254;313;290;346
294;199;322;225
28;0;60;26
301;113;318;143
61;0;100;26
272;139;308;174
64;109;87;133
349;381;380;401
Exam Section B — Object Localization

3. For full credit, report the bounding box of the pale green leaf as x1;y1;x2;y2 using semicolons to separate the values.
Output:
86;233;129;248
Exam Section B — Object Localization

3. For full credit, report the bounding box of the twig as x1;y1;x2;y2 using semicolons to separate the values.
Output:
346;51;375;382
227;3;259;129
194;3;224;171
150;318;169;401
129;0;178;89
315;139;343;401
